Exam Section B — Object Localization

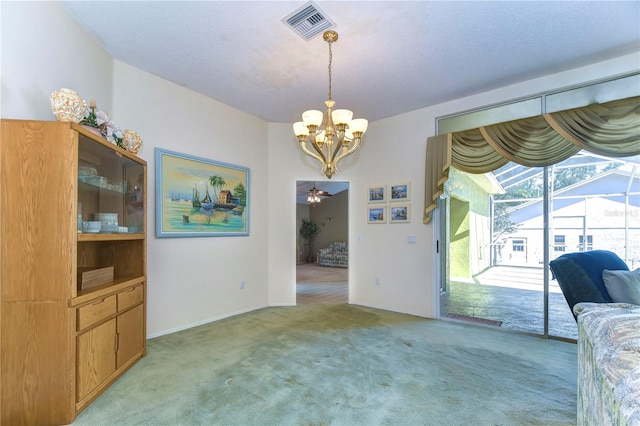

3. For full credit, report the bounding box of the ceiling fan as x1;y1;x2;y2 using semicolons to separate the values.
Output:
298;185;333;204
308;186;333;197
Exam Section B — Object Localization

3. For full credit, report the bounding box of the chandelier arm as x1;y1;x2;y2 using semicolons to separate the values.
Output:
329;131;346;164
299;140;325;163
310;137;329;164
333;137;363;165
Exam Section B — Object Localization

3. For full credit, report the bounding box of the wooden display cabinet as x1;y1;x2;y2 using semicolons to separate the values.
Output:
1;120;147;424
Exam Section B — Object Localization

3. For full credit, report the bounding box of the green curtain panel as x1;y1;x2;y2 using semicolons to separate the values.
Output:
423;95;640;224
423;134;451;223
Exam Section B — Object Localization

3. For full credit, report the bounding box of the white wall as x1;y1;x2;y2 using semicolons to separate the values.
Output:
267;52;639;319
1;2;270;338
111;62;270;337
3;1;638;332
267;113;434;316
0;2;112;119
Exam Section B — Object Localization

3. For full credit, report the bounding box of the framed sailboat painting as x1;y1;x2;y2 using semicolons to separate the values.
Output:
155;148;250;237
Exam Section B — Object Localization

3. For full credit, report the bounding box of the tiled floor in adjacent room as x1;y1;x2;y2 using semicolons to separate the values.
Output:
296;263;348;304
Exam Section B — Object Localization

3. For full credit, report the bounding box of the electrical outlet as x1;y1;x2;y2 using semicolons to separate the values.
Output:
408;236;416;244
240;280;245;289
375;277;381;286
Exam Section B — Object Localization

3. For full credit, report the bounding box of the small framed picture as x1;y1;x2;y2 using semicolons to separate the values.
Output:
390;182;410;202
367;184;386;203
390;204;410;223
367;206;386;224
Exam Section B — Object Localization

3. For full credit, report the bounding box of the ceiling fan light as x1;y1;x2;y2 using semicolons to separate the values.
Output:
350;118;368;134
293;121;309;136
332;109;353;126
302;110;323;127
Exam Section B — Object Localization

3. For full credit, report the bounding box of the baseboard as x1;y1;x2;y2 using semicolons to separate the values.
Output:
147;304;269;339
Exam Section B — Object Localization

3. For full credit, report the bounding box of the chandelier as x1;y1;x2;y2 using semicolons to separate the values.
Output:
293;30;368;179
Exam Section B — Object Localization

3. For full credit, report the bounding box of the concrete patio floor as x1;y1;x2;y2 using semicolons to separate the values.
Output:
442;266;578;340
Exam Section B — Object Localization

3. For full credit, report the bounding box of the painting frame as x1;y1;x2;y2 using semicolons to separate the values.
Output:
367;205;387;224
155;148;250;238
389;203;411;223
390;182;411;202
367;184;386;203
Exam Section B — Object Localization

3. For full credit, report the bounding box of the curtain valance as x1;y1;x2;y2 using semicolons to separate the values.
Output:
423;96;640;224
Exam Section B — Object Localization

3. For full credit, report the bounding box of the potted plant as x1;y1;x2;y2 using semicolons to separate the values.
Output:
299;218;320;263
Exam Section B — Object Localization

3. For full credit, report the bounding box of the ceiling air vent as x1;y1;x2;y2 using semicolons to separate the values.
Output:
282;1;336;41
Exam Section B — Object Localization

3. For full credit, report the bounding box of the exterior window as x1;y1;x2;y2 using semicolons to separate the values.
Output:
512;239;525;252
554;235;566;252
579;235;593;251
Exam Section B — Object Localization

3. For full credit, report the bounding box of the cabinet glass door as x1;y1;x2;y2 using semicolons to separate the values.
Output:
78;135;145;234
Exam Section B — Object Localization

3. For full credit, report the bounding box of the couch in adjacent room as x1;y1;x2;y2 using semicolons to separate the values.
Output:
316;241;348;268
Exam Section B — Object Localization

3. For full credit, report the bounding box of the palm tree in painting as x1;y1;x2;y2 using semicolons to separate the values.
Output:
209;174;226;201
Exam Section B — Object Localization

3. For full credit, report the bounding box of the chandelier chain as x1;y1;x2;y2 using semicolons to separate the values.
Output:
327;39;333;101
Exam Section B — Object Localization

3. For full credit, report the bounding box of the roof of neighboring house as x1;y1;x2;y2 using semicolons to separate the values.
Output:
506;169;640;224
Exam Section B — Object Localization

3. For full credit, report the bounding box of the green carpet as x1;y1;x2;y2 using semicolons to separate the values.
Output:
73;304;577;425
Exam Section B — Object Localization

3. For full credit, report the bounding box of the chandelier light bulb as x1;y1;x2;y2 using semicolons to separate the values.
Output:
332;109;353;126
350;118;368;134
302;110;323;127
293;121;309;137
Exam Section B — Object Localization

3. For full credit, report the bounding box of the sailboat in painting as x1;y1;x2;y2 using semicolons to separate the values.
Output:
201;186;213;210
192;185;201;208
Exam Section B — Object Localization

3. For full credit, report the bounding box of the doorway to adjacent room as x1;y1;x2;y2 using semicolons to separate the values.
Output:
295;180;349;304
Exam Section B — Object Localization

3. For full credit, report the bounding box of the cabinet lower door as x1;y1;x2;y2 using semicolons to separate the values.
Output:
77;319;116;402
117;304;144;368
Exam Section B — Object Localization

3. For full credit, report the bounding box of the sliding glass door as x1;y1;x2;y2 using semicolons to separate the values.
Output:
440;151;640;339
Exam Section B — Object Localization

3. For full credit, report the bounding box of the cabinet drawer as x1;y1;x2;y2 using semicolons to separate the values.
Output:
118;285;143;312
77;295;116;331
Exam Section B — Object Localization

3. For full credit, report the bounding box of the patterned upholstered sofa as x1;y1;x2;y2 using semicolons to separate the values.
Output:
574;302;640;425
317;241;348;268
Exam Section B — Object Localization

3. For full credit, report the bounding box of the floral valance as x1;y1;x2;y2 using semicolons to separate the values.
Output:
424;95;640;224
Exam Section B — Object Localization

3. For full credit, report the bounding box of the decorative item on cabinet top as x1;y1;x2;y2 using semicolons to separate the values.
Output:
50;88;86;123
122;129;143;154
50;88;143;154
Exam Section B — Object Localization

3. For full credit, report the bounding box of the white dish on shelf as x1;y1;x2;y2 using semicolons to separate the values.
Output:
83;220;101;233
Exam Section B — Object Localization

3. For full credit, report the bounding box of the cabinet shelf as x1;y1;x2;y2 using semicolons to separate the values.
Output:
78;179;125;194
78;233;145;242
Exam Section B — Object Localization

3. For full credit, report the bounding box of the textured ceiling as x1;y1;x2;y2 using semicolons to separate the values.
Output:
59;1;640;124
